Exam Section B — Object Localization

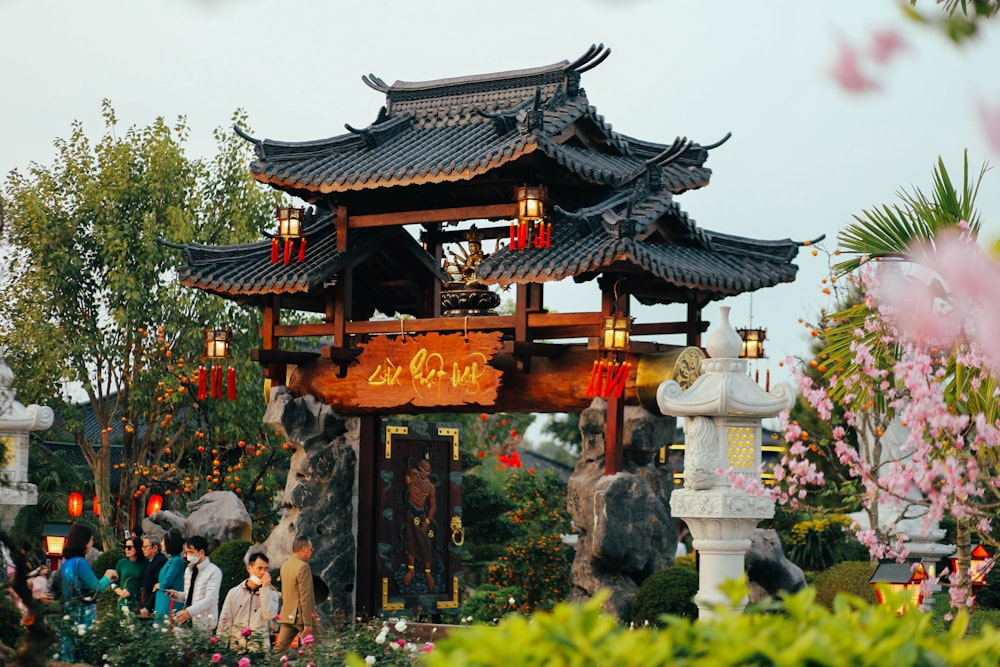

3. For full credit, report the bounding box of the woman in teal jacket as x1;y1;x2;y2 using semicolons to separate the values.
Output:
154;529;186;619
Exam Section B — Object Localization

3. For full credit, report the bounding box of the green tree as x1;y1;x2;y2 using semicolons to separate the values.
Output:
0;102;279;546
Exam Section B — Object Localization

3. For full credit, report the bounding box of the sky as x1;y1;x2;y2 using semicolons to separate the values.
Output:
2;0;999;408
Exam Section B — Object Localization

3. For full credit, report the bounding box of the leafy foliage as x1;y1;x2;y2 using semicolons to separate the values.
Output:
786;515;868;570
0;103;283;546
629;566;699;625
426;585;1000;667
811;560;879;610
460;584;527;623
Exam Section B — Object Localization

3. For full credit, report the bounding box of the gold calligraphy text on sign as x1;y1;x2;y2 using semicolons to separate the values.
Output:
353;332;503;408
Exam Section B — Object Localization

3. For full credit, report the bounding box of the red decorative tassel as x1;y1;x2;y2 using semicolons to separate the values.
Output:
197;366;207;401
298;237;307;262
283;238;292;264
212;365;223;399
270;238;279;264
585;359;602;397
605;360;631;399
227;367;236;400
519;221;527;251
510;222;516;249
546;222;552;248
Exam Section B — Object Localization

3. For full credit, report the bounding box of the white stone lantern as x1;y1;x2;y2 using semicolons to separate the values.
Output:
0;353;53;529
657;306;793;617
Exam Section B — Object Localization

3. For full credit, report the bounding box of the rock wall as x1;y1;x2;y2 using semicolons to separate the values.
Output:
567;398;677;620
260;387;358;621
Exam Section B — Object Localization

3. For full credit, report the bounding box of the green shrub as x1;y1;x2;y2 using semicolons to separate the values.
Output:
460;584;527;623
211;539;253;606
419;585;1000;667
93;547;125;578
629;566;698;625
811;560;878;609
969;608;1000;635
786;515;867;569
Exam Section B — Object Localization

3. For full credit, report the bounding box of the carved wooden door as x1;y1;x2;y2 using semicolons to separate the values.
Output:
377;420;462;617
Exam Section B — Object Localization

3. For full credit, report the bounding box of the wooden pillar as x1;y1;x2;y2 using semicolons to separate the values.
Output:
333;206;352;350
261;297;285;386
601;277;629;475
355;414;379;617
687;301;703;347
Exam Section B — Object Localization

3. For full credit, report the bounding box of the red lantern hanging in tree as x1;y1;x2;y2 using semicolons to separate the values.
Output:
68;491;83;517
146;493;164;516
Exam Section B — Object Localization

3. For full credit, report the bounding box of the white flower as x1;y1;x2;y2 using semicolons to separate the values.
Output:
365;657;377;666
394;619;407;632
63;615;70;621
508;596;516;606
375;632;387;645
77;625;87;636
121;606;130;616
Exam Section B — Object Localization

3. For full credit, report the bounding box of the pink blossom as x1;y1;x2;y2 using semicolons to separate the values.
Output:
240;626;253;638
209;636;218;645
830;40;881;93
301;633;315;646
869;29;908;64
239;658;252;667
977;99;1000;156
211;655;222;663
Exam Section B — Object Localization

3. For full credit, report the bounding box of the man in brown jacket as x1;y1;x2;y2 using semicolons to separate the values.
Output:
273;535;315;654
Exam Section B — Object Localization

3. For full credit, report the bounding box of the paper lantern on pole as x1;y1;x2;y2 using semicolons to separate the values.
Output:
68;491;83;518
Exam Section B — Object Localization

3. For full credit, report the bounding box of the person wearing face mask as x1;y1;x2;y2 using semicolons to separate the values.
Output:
166;535;222;632
215;552;279;652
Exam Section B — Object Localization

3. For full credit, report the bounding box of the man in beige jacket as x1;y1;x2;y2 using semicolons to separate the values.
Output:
273;535;315;654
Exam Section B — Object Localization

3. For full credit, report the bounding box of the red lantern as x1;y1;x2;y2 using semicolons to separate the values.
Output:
146;494;164;517
68;492;83;517
93;494;100;516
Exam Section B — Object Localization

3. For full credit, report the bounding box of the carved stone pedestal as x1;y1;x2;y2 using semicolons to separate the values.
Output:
671;489;773;615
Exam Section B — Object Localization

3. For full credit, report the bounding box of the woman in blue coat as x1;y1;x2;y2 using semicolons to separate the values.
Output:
154;529;186;619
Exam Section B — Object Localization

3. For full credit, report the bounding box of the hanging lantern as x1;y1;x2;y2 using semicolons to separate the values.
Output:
146;493;164;516
272;206;307;264
603;314;632;351
43;522;72;558
199;329;236;401
586;313;633;400
738;327;767;359
67;491;83;518
510;185;550;251
93;494;100;516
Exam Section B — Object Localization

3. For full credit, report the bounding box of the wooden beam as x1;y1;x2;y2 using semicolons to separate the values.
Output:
502;341;568;358
355;414;378;617
350;203;518;229
266;313;701;342
250;349;321;365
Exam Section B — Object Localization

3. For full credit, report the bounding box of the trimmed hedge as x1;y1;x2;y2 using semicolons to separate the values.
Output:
419;586;1000;667
630;566;698;625
811;560;878;610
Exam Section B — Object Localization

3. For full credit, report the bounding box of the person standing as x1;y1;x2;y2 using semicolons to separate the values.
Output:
154;530;186;619
216;552;279;652
273;535;316;654
167;535;222;632
138;534;167;618
113;536;147;611
59;524;99;661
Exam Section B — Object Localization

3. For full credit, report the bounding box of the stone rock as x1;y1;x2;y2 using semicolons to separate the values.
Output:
745;528;806;600
260;387;357;621
142;509;188;536
185;491;253;547
140;493;251;549
567;398;677;620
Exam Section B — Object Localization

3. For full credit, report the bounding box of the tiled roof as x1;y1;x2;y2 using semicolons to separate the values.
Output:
172;208;445;315
242;46;714;197
170;49;801;310
476;188;799;299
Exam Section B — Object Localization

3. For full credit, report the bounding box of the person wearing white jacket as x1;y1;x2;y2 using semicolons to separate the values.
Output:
216;551;280;651
167;535;222;633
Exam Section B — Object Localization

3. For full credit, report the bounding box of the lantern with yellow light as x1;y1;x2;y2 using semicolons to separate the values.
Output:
198;328;236;401
272;206;307;264
510;185;550;251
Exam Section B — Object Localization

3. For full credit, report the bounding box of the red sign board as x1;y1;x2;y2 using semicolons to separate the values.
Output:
353;332;503;408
